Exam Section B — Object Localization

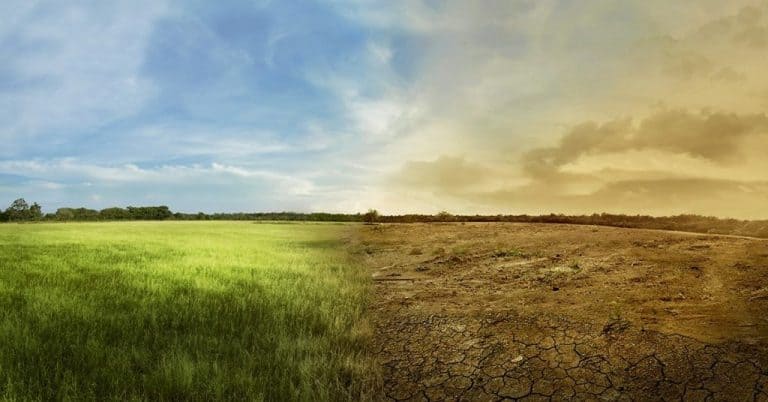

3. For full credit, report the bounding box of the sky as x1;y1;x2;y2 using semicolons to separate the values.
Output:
2;1;768;218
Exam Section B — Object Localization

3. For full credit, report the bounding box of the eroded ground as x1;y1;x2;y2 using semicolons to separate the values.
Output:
349;223;768;401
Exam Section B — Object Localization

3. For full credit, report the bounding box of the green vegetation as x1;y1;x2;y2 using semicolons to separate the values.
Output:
0;222;376;401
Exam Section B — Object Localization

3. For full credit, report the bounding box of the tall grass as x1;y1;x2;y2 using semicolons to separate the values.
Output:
0;222;376;401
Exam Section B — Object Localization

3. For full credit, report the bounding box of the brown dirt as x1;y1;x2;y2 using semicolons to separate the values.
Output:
348;223;768;401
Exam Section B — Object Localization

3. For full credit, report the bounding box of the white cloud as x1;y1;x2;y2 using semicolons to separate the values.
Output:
0;1;170;145
210;163;315;196
367;41;393;64
347;98;413;140
28;180;65;190
0;159;317;199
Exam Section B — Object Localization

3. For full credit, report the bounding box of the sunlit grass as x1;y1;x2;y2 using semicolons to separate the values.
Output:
0;221;376;401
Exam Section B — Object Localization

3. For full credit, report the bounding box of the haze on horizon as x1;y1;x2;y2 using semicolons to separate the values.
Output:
2;1;768;219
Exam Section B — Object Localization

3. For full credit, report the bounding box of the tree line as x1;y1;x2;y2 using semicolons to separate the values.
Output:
0;198;361;222
3;199;767;239
0;199;174;222
367;210;768;238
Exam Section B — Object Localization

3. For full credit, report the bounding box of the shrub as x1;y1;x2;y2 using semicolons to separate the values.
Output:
363;209;379;224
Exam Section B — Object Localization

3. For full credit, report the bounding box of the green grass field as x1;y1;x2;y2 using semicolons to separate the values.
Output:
0;222;376;401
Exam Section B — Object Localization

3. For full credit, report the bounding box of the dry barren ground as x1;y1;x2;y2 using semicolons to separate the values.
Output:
348;223;768;401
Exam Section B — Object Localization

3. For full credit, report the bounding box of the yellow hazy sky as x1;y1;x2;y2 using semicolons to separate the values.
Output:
353;0;768;219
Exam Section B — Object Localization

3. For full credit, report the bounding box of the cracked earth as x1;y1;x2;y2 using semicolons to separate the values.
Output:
350;223;768;401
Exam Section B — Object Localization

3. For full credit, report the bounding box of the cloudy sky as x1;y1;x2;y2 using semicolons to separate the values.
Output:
2;1;768;218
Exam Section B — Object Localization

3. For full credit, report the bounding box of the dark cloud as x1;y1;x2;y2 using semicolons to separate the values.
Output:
661;50;714;79
522;109;768;177
634;4;768;82
696;4;768;47
710;66;746;82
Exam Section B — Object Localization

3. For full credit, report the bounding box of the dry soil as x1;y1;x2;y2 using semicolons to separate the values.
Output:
349;223;768;401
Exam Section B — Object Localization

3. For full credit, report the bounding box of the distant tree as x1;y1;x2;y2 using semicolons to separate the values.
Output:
56;208;95;221
29;202;43;220
100;207;130;220
55;208;75;221
73;208;99;221
436;210;454;222
126;206;172;220
6;198;30;221
155;206;172;220
363;209;379;224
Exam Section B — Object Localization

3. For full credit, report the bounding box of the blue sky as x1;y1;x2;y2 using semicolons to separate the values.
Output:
2;1;768;217
1;0;420;212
